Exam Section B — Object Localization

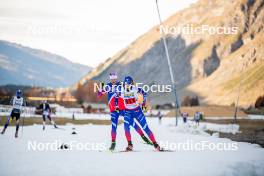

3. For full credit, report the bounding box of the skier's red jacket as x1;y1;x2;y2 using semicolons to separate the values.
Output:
97;82;125;112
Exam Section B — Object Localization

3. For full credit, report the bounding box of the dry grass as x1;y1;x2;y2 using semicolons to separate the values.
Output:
0;116;122;126
223;63;264;91
166;106;247;117
205;119;264;147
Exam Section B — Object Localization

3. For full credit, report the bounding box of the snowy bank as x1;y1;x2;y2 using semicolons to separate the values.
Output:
0;117;263;176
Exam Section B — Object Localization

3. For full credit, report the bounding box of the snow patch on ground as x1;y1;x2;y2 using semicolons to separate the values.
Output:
0;118;264;176
163;118;240;134
247;115;264;120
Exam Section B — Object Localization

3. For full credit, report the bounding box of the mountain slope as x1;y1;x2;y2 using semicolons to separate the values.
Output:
0;40;92;88
76;0;264;107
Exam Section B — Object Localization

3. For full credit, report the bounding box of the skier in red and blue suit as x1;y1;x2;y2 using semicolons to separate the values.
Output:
116;76;163;151
97;72;151;151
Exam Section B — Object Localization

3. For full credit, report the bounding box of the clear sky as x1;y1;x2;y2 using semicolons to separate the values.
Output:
0;0;197;67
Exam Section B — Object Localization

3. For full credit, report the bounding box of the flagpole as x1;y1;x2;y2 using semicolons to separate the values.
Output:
233;62;245;123
155;0;181;126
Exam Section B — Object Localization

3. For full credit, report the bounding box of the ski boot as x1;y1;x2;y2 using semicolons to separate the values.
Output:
153;142;163;151
125;142;133;152
15;131;18;138
109;141;116;151
1;128;6;135
141;135;153;145
54;124;58;129
43;126;45;131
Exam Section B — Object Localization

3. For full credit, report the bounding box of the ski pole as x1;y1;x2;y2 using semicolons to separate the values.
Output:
21;104;28;138
21;110;25;138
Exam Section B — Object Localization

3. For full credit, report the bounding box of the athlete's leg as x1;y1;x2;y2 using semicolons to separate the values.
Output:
124;111;132;143
135;109;157;143
121;110;144;138
15;113;20;138
131;120;152;145
42;114;46;130
1;111;14;134
135;109;163;150
124;110;134;150
120;110;143;137
110;111;119;142
131;121;144;136
108;111;119;150
48;115;57;128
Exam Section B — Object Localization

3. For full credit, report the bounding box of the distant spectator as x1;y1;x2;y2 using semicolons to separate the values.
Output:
72;113;75;120
194;111;201;126
181;112;189;123
199;112;204;120
157;109;163;125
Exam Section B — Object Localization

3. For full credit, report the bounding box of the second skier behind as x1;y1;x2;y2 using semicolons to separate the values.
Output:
38;100;58;130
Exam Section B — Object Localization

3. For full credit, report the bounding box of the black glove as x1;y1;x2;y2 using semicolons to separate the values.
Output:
141;104;147;112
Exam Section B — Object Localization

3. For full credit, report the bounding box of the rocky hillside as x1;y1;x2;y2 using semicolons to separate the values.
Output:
76;0;264;107
0;40;92;87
